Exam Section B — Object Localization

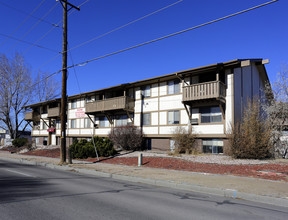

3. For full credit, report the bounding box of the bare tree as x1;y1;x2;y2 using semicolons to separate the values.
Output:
0;53;33;139
263;67;288;158
33;70;60;102
0;54;60;140
229;100;273;159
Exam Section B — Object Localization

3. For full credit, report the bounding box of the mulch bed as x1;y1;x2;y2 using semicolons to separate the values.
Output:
4;148;288;182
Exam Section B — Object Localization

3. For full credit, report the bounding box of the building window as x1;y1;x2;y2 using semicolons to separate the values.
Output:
200;106;222;123
168;79;180;94
203;139;223;154
116;115;128;127
168;110;180;124
84;118;91;128
99;116;109;127
142;85;151;98
71;99;77;109
143;113;151;125
71;119;76;128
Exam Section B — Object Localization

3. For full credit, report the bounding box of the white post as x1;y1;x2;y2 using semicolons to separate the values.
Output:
138;153;143;166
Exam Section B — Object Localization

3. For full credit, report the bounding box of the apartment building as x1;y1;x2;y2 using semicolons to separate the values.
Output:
24;59;270;153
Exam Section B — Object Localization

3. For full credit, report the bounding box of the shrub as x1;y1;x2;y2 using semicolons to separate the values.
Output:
12;138;28;148
92;136;116;157
172;127;197;154
108;125;144;151
228;100;274;159
69;137;116;159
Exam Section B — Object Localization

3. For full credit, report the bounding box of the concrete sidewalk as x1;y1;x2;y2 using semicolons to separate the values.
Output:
0;151;287;208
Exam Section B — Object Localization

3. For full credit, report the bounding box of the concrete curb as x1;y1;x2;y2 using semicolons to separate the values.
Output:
1;156;288;208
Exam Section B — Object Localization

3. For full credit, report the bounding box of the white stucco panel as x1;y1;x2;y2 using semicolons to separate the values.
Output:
95;129;110;135
39;130;48;135
143;127;158;135
79;129;94;135
142;98;158;112
134;100;142;113
225;72;233;133
160;126;187;135
134;113;141;126
159;112;167;125
180;110;189;124
135;87;141;100
32;130;40;136
151;112;158;125
159;95;183;110
67;130;80;135
193;124;224;134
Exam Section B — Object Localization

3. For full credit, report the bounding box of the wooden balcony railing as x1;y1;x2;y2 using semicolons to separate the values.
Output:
183;81;226;102
48;107;60;118
85;96;135;114
25;111;40;121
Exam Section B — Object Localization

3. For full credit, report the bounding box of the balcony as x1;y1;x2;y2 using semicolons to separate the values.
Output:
48;107;60;118
25;111;40;121
85;96;135;114
183;81;226;103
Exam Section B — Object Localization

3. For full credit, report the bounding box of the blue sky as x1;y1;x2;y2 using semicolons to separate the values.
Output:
0;0;287;97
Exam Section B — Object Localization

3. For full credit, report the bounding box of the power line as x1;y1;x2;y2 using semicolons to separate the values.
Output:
0;32;60;53
35;0;184;71
8;2;59;52
24;0;278;94
68;44;82;94
68;0;184;53
23;0;90;56
0;1;60;28
66;0;279;71
0;0;47;48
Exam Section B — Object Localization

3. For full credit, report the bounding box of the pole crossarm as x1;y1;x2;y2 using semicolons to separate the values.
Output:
59;0;80;11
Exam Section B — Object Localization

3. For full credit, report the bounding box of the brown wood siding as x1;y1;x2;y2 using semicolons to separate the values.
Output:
151;138;169;151
183;81;226;102
48;107;60;118
86;96;134;113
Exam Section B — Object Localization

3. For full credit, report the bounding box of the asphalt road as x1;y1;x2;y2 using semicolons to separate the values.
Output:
0;159;287;220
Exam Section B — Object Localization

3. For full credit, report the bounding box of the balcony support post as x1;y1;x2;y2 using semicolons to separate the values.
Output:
41;118;49;128
219;103;225;120
183;104;192;134
104;113;113;125
27;121;32;128
125;110;134;124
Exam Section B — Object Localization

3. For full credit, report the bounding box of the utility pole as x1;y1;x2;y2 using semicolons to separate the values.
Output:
59;0;80;163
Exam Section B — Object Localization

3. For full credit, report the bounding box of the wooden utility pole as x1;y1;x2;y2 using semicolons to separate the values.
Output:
59;0;80;163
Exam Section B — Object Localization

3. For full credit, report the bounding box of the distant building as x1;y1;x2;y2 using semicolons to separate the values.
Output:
0;130;31;146
24;59;270;153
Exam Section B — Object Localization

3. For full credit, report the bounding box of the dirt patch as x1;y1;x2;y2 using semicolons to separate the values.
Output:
7;148;288;182
98;157;288;182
